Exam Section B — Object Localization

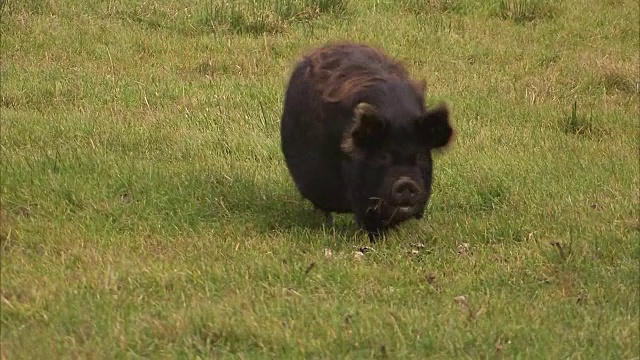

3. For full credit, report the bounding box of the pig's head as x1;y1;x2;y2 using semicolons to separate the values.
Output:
341;101;453;238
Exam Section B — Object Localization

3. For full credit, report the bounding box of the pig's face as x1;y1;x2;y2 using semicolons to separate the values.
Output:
341;102;453;236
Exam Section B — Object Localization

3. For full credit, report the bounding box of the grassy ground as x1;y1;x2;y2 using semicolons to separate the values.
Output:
1;0;638;358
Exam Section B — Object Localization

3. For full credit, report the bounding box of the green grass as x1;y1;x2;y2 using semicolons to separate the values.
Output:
1;0;638;358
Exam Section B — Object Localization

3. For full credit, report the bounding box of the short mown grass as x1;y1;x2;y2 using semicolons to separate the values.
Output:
1;0;638;358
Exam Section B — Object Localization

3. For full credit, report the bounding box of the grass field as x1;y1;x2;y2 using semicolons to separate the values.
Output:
1;0;638;358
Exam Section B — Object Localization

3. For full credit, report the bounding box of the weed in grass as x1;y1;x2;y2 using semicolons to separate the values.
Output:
562;100;602;137
477;185;508;212
401;0;462;14
278;0;347;18
0;204;12;254
497;0;557;23
550;241;568;262
202;2;279;35
413;12;458;35
200;0;347;35
601;70;638;94
1;0;49;15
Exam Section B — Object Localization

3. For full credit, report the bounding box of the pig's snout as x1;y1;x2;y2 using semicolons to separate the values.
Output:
391;177;421;207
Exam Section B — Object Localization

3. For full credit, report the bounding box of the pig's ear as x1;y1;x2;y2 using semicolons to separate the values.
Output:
415;103;453;149
341;103;387;157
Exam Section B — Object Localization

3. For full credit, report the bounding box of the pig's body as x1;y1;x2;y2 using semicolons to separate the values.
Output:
280;43;453;239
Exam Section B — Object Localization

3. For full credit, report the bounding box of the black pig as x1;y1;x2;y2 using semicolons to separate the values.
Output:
280;42;454;240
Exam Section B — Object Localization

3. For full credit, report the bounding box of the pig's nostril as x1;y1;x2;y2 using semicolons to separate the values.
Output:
391;178;420;203
396;183;416;196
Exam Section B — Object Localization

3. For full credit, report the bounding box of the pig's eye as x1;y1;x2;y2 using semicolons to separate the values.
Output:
368;151;392;166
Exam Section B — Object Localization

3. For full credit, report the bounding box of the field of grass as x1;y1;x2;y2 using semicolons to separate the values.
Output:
1;0;638;358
